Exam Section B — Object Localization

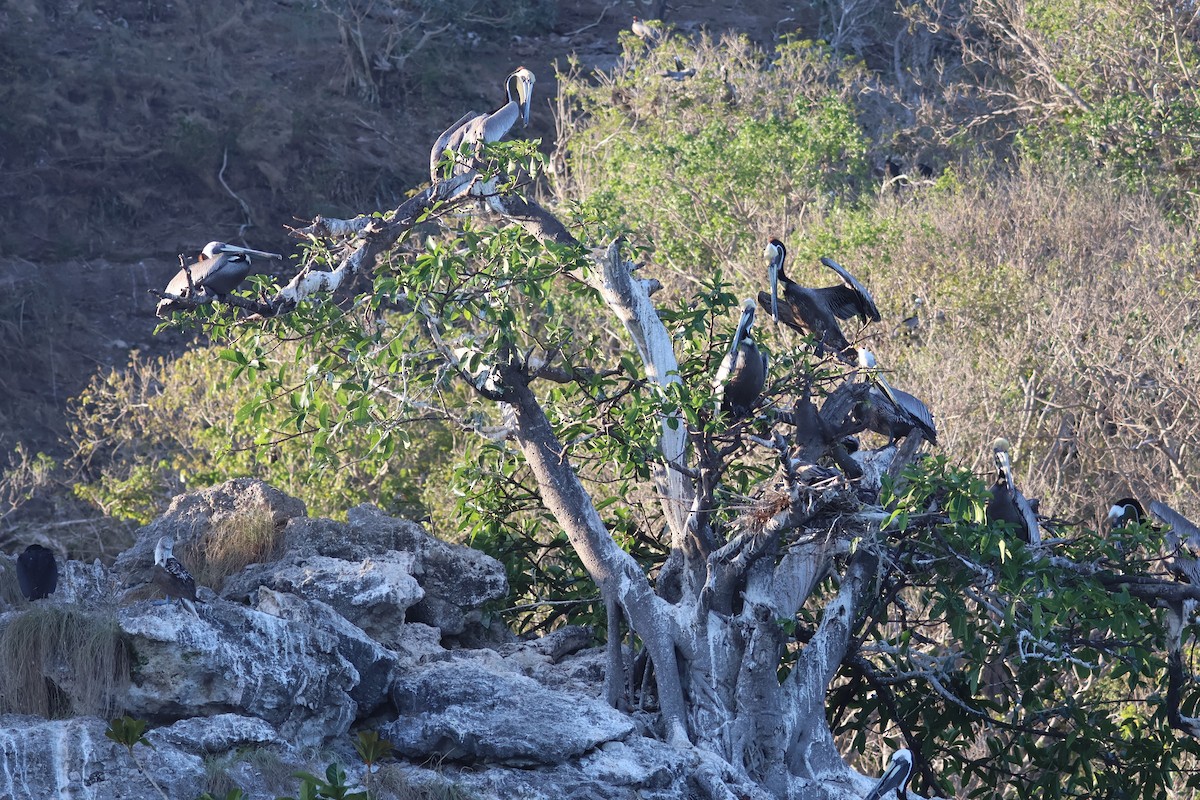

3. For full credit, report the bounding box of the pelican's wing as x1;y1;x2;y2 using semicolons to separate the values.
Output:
864;757;912;800
1015;491;1042;545
430;111;479;180
757;290;808;334
820;257;880;321
164;256;219;297
1150;501;1200;554
890;385;937;444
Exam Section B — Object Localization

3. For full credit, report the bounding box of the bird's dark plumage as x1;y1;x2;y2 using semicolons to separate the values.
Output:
713;299;767;419
986;438;1041;544
16;544;57;601
757;239;879;363
153;536;200;615
855;349;937;445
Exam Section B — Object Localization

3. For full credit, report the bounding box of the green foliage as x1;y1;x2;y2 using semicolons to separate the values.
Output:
841;456;1197;799
557;34;874;285
197;791;245;800
67;345;453;524
281;763;368;800
105;715;153;754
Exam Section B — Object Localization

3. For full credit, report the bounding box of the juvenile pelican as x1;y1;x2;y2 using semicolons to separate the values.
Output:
757;239;879;363
712;299;767;420
153;536;200;616
158;241;281;314
16;544;57;601
864;748;913;800
986;438;1041;545
429;67;535;183
855;349;937;445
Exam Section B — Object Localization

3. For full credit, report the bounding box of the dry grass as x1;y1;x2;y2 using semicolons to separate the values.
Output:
185;507;286;592
0;606;129;718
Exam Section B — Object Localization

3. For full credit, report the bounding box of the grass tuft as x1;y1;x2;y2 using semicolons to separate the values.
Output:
186;506;286;592
0;605;129;718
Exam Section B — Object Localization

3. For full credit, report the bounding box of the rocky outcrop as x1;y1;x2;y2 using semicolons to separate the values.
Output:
0;479;747;800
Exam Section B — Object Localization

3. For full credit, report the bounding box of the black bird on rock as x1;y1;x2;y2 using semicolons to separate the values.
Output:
16;544;57;601
864;748;913;800
757;239;880;364
855;349;937;445
986;438;1041;545
158;241;281;315
712;299;767;420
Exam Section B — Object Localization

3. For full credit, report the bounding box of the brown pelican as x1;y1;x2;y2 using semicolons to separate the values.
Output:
757;239;880;364
712;299;767;419
986;438;1041;545
663;56;695;81
864;748;913;800
16;544;57;601
158;241;281;314
153;536;200;616
855;349;937;445
429;66;535;183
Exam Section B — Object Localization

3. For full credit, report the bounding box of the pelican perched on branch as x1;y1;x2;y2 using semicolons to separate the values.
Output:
429;66;535;184
986;438;1041;545
756;239;879;363
158;241;281;315
855;349;937;445
864;748;913;800
712;299;767;420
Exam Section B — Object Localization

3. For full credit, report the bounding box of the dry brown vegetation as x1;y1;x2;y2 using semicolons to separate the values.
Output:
0;606;129;718
185;506;287;592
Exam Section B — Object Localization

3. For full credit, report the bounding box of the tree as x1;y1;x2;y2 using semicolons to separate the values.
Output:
160;45;1200;800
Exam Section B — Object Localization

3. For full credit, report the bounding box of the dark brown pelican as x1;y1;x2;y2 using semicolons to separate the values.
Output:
756;239;880;364
865;748;913;800
986;438;1041;545
855;349;937;445
16;544;57;601
158;241;281;314
153;536;200;616
429;67;535;183
712;299;767;419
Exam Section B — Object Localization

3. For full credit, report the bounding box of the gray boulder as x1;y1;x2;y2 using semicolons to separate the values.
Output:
382;660;636;765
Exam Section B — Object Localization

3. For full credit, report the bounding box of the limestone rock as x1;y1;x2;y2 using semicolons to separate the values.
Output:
254;586;399;713
224;553;423;650
382;661;636;765
119;598;356;746
0;714;205;800
157;713;279;754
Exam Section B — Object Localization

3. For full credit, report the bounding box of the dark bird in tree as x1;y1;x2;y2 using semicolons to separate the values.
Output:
712;299;767;419
16;544;57;601
986;438;1041;545
757;239;880;364
153;536;200;616
664;56;695;80
429;66;535;183
855;349;937;445
864;748;913;800
158;241;281;315
1108;497;1148;530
